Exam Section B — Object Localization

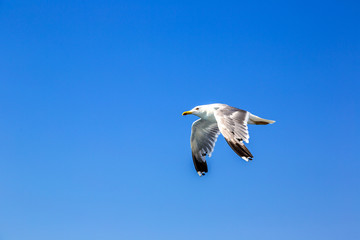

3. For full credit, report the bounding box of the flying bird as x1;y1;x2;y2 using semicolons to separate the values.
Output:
182;103;275;176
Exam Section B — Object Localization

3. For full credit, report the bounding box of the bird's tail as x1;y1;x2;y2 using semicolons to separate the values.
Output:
248;113;275;125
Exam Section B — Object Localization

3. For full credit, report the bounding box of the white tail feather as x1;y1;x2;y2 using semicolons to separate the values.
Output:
248;113;275;125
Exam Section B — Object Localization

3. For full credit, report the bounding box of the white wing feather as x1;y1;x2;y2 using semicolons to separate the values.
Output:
191;119;220;160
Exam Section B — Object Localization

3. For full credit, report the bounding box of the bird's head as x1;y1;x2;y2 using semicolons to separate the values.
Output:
182;104;223;119
182;105;208;118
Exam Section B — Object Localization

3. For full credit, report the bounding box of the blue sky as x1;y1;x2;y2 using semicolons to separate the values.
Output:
0;0;359;239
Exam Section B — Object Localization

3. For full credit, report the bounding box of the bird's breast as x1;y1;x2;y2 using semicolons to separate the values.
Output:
201;112;217;122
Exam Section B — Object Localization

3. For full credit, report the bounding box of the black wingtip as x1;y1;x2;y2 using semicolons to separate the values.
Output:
225;139;254;160
192;153;208;174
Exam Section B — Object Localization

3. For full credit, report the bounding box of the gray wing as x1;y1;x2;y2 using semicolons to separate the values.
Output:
214;106;254;161
190;119;220;176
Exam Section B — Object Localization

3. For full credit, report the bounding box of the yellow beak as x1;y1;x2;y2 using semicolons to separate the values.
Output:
182;111;193;116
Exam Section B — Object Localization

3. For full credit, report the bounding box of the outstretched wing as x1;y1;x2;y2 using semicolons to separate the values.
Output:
190;119;220;176
214;106;254;161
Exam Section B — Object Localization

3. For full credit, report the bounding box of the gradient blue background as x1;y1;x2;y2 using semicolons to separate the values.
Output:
1;1;359;239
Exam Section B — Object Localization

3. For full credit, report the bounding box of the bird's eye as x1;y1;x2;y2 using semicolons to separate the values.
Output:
195;107;199;110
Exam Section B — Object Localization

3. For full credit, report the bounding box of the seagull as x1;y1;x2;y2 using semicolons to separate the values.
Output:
182;103;275;176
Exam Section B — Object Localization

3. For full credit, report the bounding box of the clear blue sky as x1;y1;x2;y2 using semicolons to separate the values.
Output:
1;0;359;239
